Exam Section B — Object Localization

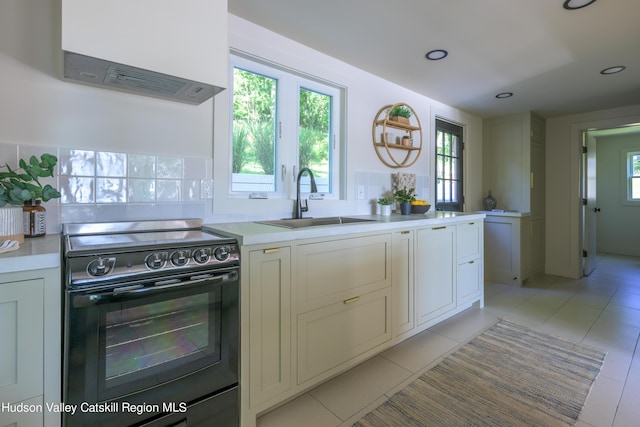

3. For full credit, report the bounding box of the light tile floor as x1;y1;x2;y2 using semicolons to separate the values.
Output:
257;254;640;427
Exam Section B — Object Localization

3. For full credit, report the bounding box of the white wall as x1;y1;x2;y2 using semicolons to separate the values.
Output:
595;133;640;256
1;2;483;231
211;15;483;222
546;104;640;278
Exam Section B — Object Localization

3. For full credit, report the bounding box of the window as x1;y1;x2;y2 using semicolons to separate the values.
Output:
230;54;343;198
627;151;640;202
435;119;464;211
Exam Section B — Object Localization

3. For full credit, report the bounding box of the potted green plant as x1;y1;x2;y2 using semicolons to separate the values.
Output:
401;135;412;146
377;197;393;216
393;187;415;215
389;105;412;124
0;153;61;239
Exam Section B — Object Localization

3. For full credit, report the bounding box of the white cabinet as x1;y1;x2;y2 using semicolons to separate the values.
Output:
457;221;484;306
0;267;60;427
484;213;531;286
244;245;292;410
415;225;456;326
483;112;545;276
295;234;392;384
392;230;414;338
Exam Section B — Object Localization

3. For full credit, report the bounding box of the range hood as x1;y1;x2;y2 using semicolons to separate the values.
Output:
61;0;228;105
63;52;223;105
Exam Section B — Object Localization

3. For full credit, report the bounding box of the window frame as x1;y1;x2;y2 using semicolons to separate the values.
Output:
229;53;343;200
434;119;464;212
623;150;640;206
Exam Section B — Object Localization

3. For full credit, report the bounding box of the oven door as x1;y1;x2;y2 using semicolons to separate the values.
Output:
63;267;238;426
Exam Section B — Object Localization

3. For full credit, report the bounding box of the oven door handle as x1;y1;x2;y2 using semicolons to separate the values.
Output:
72;271;237;307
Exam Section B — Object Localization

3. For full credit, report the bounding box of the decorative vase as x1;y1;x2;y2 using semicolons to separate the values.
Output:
23;200;46;237
0;206;25;244
483;190;497;211
379;204;392;216
400;202;412;215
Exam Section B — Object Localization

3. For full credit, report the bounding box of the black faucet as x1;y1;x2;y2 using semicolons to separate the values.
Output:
295;167;318;219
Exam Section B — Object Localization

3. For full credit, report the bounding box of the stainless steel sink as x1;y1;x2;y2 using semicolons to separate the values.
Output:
257;216;376;229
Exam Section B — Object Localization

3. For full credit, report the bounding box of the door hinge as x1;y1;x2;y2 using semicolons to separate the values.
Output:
582;198;587;205
582;250;588;257
582;146;587;154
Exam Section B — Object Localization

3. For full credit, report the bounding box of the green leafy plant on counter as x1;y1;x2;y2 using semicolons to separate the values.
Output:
393;187;416;204
378;197;393;205
0;154;61;206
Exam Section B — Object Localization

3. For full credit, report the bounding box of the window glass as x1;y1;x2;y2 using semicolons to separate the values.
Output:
231;68;277;192
299;87;331;193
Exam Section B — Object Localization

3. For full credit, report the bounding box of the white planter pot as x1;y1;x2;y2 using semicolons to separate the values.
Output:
0;206;25;244
379;204;392;216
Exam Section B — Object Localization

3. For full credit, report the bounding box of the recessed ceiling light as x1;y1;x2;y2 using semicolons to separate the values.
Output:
495;92;513;99
425;49;448;61
563;0;597;10
600;66;626;75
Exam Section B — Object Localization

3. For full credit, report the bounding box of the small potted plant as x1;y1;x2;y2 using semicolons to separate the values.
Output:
393;187;416;215
389;105;412;125
377;197;393;216
0;154;61;239
401;135;412;147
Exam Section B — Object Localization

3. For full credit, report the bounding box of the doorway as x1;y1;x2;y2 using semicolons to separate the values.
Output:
580;124;640;276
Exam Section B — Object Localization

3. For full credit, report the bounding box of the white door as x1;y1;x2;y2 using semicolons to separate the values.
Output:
582;132;598;275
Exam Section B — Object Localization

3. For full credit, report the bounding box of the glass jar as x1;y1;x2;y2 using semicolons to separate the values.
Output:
482;190;497;211
23;200;46;237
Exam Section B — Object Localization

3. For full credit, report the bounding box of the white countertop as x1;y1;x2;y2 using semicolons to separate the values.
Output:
0;234;61;274
205;211;486;245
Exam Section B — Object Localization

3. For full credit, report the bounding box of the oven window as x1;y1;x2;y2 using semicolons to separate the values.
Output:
103;292;221;388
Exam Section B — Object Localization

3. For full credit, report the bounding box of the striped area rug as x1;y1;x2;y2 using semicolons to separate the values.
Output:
354;320;606;427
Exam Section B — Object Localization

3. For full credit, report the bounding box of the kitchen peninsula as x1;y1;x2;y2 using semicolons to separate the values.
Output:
206;211;485;427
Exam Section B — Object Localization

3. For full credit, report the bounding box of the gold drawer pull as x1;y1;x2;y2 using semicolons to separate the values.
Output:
263;248;280;254
432;226;446;230
469;222;475;225
468;260;475;264
401;230;410;234
343;296;360;304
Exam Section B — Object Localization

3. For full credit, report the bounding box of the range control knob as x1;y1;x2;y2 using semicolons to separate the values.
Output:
87;257;116;277
213;246;231;262
170;250;191;267
193;247;212;264
145;252;168;270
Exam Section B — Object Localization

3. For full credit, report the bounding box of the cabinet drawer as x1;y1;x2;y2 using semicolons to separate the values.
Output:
457;257;482;305
296;234;391;312
297;288;391;384
457;221;482;263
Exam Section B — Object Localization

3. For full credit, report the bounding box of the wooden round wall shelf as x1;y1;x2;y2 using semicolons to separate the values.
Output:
372;103;422;168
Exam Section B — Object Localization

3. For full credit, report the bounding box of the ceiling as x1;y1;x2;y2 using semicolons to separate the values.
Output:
228;0;640;119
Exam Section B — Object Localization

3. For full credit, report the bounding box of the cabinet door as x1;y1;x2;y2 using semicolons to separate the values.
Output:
392;230;414;337
247;247;291;408
0;279;44;405
297;288;391;384
415;226;456;325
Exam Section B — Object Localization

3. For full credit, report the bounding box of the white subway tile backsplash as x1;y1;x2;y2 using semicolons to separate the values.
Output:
128;154;156;178
59;149;95;176
128;179;155;202
96;178;127;203
157;156;183;179
96;152;126;177
60;176;95;203
156;180;181;202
